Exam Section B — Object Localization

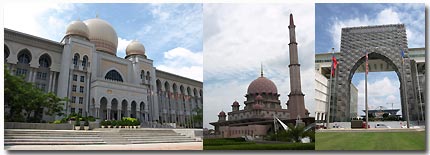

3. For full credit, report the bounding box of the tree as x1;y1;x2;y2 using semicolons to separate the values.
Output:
192;107;203;128
4;67;66;122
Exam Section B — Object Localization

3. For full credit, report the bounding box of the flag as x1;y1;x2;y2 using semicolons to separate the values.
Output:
365;51;369;75
331;54;337;77
400;48;405;64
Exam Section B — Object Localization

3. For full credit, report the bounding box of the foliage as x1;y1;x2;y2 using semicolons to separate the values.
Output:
53;120;62;124
74;120;80;126
266;123;314;143
192;107;203;127
100;120;107;126
84;119;89;126
203;138;315;150
4;68;66;122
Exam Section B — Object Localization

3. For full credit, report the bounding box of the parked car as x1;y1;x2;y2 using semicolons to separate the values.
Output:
375;123;391;128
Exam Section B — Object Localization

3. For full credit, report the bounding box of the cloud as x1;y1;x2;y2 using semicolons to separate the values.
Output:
4;3;77;42
203;4;315;128
117;37;133;58
355;76;401;115
156;47;203;81
329;6;424;50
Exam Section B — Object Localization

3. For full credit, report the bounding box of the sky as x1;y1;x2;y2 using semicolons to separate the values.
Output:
315;3;425;115
3;3;203;81
203;4;315;129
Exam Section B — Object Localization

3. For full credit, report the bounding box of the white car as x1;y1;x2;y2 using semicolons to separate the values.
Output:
375;123;391;128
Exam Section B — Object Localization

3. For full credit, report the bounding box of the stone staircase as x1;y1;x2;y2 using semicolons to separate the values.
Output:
119;129;197;144
5;129;198;146
4;130;106;145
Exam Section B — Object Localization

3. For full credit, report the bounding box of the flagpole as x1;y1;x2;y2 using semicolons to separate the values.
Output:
326;48;335;129
365;50;368;129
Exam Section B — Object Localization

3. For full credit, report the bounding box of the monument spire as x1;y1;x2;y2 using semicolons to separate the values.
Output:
287;13;306;119
260;63;264;77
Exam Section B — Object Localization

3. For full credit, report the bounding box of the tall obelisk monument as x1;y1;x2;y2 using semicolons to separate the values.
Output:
287;14;306;119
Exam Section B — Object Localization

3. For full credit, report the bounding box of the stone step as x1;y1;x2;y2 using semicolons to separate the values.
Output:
129;140;197;144
5;136;101;139
5;139;105;142
5;141;106;145
123;136;193;139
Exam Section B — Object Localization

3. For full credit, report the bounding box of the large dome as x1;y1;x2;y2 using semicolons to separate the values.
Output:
66;20;89;39
84;18;118;55
126;40;146;57
247;76;278;95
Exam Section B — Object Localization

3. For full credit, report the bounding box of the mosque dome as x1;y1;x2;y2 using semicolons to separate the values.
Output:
232;101;240;106
84;18;118;55
218;111;226;116
126;40;146;57
247;76;278;95
65;20;89;39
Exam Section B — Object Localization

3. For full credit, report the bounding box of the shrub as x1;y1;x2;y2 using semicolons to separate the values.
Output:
106;120;111;126
84;119;89;126
87;116;96;122
53;120;62;124
100;120;107;126
111;120;117;127
74;120;80;126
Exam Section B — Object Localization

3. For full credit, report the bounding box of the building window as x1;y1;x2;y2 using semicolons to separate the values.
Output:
18;50;31;64
79;86;84;93
73;74;77;81
105;70;123;82
16;68;28;76
71;108;75;114
39;54;51;68
71;96;76;103
82;55;88;67
73;53;80;66
72;85;77;92
79;97;83;104
140;70;145;79
78;108;83;115
36;72;48;80
80;76;85;82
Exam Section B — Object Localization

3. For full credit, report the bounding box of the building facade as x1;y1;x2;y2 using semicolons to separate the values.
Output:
315;38;425;122
4;17;203;128
209;14;311;138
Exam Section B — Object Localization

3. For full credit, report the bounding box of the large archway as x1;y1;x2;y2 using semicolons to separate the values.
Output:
330;24;419;122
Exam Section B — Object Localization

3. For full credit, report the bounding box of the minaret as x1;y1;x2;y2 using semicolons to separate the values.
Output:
287;14;306;119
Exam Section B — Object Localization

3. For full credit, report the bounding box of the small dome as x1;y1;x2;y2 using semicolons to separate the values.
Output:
255;95;263;101
84;18;118;55
232;101;240;106
253;104;262;110
218;111;226;116
126;40;146;56
66;20;89;39
247;76;278;95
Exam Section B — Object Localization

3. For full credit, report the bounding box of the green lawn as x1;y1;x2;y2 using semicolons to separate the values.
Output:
203;138;315;150
316;131;426;150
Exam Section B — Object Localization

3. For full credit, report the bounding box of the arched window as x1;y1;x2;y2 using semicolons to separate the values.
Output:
5;45;10;61
39;54;51;68
146;71;150;81
73;53;80;66
105;70;123;82
18;49;32;64
140;70;145;79
82;55;88;67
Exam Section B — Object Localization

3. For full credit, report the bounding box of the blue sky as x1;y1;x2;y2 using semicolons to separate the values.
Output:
4;3;203;81
315;3;425;115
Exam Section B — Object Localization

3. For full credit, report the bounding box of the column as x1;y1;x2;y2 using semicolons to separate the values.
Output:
48;71;53;92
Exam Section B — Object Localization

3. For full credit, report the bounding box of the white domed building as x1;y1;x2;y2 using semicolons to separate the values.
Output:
4;17;203;128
